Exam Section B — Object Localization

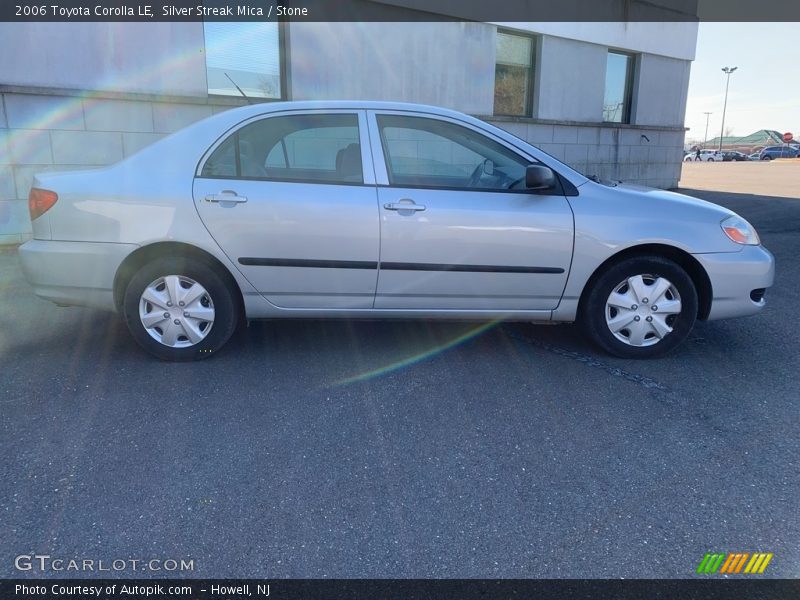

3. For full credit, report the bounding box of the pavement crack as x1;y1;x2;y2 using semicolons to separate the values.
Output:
508;330;670;392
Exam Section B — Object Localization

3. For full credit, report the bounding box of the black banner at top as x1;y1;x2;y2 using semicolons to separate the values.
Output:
2;0;800;22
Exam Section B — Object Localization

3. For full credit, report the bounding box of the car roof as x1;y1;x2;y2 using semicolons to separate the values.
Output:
216;100;474;120
132;98;592;188
206;100;508;142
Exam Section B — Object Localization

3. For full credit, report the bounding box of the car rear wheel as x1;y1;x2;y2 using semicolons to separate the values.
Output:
580;256;698;359
123;256;239;361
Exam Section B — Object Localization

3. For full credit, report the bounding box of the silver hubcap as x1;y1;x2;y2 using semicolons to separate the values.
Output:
139;275;215;348
604;274;682;347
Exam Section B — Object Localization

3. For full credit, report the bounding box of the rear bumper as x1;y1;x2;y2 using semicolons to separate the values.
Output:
18;239;137;311
694;245;775;321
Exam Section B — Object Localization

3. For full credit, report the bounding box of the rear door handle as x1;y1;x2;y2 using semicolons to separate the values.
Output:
205;190;248;203
384;202;426;212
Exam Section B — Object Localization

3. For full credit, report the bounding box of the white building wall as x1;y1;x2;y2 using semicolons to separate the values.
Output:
287;22;497;115
534;36;607;122
493;22;698;61
0;23;208;96
632;53;692;127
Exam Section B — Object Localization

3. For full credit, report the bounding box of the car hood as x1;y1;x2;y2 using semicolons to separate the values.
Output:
571;180;746;253
606;182;736;219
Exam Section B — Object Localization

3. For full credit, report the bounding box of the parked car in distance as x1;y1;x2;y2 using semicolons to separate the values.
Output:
747;152;761;161
722;151;749;162
684;150;724;162
18;101;775;361
759;145;799;160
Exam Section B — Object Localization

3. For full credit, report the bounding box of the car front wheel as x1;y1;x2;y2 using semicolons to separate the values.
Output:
580;256;698;359
123;256;239;361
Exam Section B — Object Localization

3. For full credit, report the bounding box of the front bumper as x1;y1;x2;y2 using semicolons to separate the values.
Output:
694;245;775;321
18;239;138;311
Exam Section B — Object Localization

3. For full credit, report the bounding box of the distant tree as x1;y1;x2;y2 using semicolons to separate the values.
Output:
494;68;527;116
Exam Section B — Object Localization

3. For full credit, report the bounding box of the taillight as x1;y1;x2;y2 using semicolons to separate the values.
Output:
28;188;58;220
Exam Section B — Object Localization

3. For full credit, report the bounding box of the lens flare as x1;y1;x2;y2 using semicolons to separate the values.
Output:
334;319;503;386
8;24;217;165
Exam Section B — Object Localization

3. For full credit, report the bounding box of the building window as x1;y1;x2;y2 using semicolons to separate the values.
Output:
603;51;634;123
203;23;282;99
494;31;535;117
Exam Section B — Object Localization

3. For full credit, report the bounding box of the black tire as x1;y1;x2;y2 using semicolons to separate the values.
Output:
123;256;239;361
579;256;698;359
762;155;772;161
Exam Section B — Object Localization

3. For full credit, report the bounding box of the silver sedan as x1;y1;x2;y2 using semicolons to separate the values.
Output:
19;101;774;360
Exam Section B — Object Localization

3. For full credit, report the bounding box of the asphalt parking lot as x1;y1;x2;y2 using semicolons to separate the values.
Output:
1;178;798;578
680;159;799;199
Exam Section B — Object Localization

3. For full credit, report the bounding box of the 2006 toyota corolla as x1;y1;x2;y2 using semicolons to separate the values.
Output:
19;101;774;361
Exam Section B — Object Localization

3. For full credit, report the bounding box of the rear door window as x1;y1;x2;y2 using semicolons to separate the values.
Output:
201;113;363;184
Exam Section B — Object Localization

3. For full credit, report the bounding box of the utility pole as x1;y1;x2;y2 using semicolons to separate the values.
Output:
703;112;712;149
719;67;738;151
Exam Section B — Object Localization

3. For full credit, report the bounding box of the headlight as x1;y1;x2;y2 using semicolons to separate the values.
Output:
721;215;760;245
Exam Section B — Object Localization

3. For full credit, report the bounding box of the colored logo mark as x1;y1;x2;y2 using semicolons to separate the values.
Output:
696;552;773;574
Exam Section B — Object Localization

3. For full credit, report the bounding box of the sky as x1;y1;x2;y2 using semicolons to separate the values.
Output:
684;23;799;143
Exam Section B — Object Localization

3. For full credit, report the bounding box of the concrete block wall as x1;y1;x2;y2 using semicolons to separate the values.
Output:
488;119;686;189
0;92;227;244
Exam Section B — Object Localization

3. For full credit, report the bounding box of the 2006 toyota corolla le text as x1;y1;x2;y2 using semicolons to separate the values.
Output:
18;101;775;361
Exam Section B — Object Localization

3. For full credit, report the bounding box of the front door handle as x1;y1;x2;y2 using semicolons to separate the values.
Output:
384;201;426;212
205;190;248;203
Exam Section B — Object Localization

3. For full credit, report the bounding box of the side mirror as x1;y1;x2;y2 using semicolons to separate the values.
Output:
525;165;556;191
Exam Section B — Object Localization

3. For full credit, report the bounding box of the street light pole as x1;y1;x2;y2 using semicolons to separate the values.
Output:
703;111;712;149
719;66;738;151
